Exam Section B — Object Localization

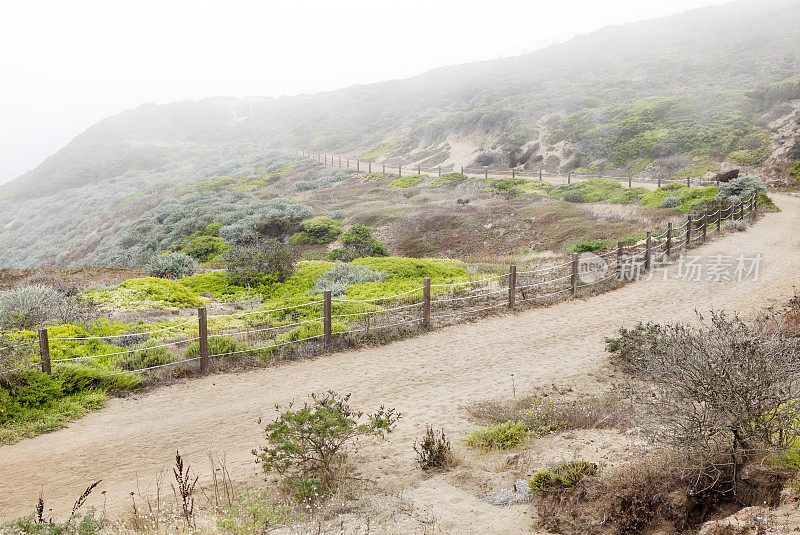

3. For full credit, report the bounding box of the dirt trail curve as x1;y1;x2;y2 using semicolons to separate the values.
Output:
2;194;800;530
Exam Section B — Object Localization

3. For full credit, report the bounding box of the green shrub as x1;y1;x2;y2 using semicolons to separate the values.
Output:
3;370;63;409
716;174;766;203
254;391;399;485
639;184;719;213
388;174;426;188
328;225;389;262
180;235;228;263
792;161;800;180
488;178;525;197
289;216;343;245
0;285;66;329
224;236;299;285
757;191;778;211
550;178;642;204
147;253;197;279
111;341;174;372
465;421;527;451
428;172;467;188
54;362;141;393
568;239;610;253
660;195;681;208
726;131;771;166
529;460;598;495
185;336;243;359
312;264;387;297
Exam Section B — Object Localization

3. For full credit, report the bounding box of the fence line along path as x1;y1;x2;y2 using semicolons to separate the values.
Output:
298;148;724;190
27;193;759;379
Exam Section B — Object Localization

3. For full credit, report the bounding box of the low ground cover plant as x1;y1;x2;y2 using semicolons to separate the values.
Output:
387;174;427;188
82;277;205;311
529;460;598;496
428;172;467;188
465;421;527;451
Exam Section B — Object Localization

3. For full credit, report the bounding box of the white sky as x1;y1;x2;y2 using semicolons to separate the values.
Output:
0;0;730;184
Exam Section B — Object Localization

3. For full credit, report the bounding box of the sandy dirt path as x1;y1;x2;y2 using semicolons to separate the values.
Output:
2;195;799;531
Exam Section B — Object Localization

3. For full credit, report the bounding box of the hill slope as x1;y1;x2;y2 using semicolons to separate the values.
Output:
3;0;800;202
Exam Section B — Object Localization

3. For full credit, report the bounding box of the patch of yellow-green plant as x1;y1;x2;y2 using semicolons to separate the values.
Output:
672;156;714;179
528;460;598;495
359;142;396;160
388;174;427;188
236;163;295;190
465;421;528;451
428;172;468;188
360;172;396;181
0;389;107;445
726;131;772;166
549;178;646;204
82;277;207;311
639;183;719;213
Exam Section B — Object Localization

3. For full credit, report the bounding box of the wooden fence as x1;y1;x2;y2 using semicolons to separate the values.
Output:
27;192;758;377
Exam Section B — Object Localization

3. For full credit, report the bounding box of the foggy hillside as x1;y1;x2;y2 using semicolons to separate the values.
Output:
3;0;799;202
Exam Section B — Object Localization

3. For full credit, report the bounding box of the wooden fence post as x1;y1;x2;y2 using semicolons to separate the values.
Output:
717;206;722;231
628;176;632;188
198;307;208;374
423;277;431;328
417;165;421;175
686;215;692;249
461;166;464;174
368;161;371;173
539;170;543;180
567;172;571;184
398;165;402;178
658;176;661;188
356;160;360;172
686;177;690;188
323;291;332;348
666;223;673;256
644;231;652;271
616;242;623;278
382;163;385;173
571;253;579;297
702;211;708;242
38;328;51;374
485;169;488;179
508;265;517;309
438;166;442;177
739;200;745;221
512;169;515;179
